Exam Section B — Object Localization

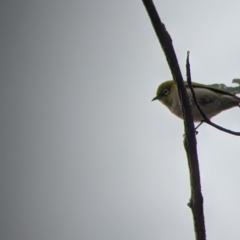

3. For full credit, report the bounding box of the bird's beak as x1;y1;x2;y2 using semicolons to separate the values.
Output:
151;96;158;101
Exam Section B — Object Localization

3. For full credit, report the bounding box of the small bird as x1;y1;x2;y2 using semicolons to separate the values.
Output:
152;80;240;122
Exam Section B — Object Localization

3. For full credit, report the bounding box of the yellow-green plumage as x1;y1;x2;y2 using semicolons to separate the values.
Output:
152;80;240;122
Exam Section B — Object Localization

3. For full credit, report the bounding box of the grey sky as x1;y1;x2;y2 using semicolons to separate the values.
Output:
1;0;240;240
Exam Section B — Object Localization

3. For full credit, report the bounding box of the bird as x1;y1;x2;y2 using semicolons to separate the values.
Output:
152;80;240;122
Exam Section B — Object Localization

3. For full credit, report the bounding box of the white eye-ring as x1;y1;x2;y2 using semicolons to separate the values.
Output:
162;89;169;96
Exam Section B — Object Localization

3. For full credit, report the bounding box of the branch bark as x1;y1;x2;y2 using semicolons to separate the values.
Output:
142;1;206;239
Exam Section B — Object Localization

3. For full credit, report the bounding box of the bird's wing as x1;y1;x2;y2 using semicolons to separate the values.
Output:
186;87;218;106
184;81;238;97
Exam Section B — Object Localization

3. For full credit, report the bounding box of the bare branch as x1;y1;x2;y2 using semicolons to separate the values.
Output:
186;52;240;136
142;1;206;239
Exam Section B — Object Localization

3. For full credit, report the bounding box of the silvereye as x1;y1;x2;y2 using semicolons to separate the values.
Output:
152;80;240;122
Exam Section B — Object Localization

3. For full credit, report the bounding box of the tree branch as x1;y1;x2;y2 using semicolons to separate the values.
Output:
186;52;240;136
142;1;206;239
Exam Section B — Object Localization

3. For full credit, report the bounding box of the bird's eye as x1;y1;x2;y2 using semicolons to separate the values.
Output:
162;89;169;96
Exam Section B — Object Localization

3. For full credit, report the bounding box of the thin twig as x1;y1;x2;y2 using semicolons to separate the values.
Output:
186;52;240;136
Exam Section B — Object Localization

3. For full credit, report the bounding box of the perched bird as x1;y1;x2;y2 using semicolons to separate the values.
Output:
152;80;240;122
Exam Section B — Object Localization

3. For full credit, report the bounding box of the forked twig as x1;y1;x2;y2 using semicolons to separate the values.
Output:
186;52;240;136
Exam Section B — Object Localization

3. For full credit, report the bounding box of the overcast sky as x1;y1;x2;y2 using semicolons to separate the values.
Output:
1;0;240;240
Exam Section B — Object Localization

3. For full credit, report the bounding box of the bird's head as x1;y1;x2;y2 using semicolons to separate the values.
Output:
152;80;175;106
